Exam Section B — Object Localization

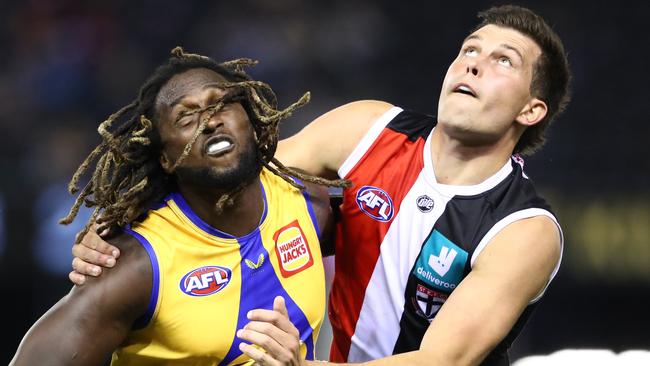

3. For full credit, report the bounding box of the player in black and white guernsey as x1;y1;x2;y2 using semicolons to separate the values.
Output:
332;107;562;365
69;5;571;366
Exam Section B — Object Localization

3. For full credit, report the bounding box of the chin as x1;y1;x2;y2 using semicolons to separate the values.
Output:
438;113;472;131
438;117;490;143
176;146;262;190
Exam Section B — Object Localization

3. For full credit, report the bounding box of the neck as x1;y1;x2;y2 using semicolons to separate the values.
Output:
430;127;516;185
177;177;264;237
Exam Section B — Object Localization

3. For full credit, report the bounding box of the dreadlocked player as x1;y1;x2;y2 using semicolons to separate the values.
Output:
10;48;347;366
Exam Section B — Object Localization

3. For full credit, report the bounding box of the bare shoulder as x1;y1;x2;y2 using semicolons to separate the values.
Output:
477;216;560;266
276;100;394;178
72;230;152;311
300;100;395;143
417;216;561;365
9;231;153;365
325;100;395;121
474;215;561;298
66;230;153;334
105;231;152;276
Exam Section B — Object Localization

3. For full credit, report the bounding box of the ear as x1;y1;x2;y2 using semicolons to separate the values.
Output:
159;153;173;174
516;98;547;127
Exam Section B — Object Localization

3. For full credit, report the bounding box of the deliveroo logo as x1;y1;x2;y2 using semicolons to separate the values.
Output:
429;245;457;277
413;230;468;292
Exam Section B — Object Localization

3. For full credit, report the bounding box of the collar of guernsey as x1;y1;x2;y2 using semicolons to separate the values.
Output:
117;168;326;365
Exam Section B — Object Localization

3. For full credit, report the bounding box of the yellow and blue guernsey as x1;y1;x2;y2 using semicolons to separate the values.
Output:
112;168;326;365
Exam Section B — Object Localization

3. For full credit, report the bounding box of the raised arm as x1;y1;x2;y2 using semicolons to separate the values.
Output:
275;100;394;178
11;234;151;366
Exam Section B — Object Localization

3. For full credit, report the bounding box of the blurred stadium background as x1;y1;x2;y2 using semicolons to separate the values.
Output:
1;0;649;363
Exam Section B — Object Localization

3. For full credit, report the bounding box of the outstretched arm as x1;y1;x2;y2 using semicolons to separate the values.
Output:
10;234;151;366
240;216;561;366
275;100;393;178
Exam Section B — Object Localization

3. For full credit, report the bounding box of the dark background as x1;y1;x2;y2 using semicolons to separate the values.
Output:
1;0;649;363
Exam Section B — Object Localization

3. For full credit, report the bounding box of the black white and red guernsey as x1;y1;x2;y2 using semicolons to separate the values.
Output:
328;107;563;365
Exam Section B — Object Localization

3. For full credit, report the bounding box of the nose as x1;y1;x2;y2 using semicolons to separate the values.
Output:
201;107;223;134
464;57;481;77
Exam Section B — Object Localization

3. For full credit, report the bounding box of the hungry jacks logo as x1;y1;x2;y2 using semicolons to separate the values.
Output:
273;220;314;277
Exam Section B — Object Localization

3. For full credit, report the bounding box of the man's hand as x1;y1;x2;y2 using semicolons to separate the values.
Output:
238;296;306;366
69;228;121;285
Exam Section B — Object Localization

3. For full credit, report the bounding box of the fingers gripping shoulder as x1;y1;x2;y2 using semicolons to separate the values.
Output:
73;233;153;321
70;229;121;282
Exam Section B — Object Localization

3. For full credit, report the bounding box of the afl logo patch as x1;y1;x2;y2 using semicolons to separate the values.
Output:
179;265;231;297
416;195;434;213
356;186;394;222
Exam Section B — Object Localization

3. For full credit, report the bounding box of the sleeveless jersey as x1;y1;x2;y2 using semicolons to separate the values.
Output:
111;168;326;366
328;107;563;365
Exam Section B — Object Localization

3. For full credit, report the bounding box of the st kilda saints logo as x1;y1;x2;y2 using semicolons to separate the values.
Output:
412;283;448;319
416;195;434;213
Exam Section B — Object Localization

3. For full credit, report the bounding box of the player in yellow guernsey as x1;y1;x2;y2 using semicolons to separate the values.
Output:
115;169;326;365
10;48;348;366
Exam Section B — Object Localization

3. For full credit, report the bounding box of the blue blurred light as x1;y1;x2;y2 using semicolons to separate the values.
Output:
32;183;92;275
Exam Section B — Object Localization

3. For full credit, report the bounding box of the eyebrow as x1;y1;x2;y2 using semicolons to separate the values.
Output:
169;82;227;108
499;43;524;63
462;34;524;62
169;95;185;109
463;34;481;43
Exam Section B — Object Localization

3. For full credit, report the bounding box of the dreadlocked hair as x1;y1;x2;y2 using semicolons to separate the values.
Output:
61;46;350;242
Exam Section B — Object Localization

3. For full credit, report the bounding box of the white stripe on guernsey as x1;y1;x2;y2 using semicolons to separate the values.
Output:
347;173;452;362
421;128;514;197
338;106;403;179
469;208;564;304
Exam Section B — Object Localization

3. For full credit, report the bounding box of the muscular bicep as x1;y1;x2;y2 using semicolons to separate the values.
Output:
11;235;152;366
418;216;561;365
276;100;394;178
